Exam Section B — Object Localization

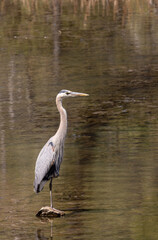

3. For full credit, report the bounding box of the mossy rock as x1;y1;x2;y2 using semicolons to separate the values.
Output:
36;206;65;218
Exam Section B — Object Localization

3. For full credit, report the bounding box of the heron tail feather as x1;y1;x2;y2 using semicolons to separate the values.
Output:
34;179;47;193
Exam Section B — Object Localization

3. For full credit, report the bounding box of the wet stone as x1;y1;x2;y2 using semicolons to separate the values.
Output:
36;206;65;218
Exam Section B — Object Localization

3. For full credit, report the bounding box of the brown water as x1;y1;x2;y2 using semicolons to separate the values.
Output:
0;0;158;239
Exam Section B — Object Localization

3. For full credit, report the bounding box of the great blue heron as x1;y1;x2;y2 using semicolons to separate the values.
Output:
34;89;89;208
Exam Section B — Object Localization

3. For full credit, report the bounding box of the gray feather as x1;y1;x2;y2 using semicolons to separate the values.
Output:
34;137;64;193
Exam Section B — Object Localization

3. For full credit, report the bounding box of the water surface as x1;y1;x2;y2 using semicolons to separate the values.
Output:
0;0;158;239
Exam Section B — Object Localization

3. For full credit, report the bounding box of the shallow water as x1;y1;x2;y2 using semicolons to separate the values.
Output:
0;0;158;239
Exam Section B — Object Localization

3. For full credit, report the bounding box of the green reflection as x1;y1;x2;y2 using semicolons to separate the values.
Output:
0;1;158;240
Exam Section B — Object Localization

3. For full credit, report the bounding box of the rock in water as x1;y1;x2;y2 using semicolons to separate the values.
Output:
36;206;65;217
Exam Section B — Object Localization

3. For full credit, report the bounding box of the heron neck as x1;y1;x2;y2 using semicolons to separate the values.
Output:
55;97;67;140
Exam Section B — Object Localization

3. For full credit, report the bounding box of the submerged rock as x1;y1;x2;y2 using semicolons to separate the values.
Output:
36;206;65;218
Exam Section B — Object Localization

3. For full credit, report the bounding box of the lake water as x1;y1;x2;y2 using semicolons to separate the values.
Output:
0;0;158;239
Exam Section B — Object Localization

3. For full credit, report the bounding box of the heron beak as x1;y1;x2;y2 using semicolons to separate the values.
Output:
71;91;89;97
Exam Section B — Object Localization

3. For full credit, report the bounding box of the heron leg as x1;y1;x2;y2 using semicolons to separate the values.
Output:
49;178;53;208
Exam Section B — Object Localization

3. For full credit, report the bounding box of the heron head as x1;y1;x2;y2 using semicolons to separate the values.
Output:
58;89;89;98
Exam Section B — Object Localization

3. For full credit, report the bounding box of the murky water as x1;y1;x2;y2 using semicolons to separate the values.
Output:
0;0;158;239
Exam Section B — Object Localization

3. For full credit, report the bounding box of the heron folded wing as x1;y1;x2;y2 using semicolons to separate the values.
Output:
34;139;56;193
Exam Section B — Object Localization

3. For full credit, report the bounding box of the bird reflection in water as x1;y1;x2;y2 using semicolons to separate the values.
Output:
36;221;53;240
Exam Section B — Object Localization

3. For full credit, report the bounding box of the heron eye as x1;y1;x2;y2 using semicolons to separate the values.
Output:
66;92;70;95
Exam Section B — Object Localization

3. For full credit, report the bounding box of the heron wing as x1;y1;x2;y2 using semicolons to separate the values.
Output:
34;139;57;193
